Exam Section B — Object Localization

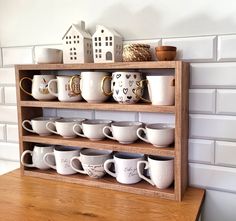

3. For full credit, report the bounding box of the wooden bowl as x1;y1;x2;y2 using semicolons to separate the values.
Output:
155;46;177;61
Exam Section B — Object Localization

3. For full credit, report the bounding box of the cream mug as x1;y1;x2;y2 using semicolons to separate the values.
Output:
21;145;54;170
137;155;174;189
48;75;82;102
19;75;57;100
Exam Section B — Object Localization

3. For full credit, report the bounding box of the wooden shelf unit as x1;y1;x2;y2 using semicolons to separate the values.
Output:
15;61;189;201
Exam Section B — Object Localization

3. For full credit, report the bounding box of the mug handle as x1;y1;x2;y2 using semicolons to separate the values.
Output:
134;79;151;103
46;122;59;135
104;159;116;178
101;76;112;96
22;120;36;134
48;79;58;97
20;150;34;167
69;75;81;95
73;124;86;138
19;77;33;96
103;126;116;141
136;128;149;143
137;161;155;186
43;152;56;169
70;157;86;174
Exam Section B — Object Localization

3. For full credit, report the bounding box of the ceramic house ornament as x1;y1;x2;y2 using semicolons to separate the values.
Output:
92;25;123;63
62;21;93;64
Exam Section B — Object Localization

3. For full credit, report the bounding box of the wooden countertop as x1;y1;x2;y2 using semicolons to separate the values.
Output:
0;169;205;221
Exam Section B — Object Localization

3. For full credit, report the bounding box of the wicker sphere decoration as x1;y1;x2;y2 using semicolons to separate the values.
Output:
123;44;152;62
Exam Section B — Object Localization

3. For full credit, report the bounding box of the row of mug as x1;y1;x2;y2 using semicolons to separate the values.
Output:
22;117;175;147
19;72;175;105
21;145;174;189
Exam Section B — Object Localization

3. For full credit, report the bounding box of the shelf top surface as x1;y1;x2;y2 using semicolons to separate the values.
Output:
15;61;187;71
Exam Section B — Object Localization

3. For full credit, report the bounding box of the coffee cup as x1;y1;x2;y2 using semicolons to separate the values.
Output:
137;123;174;147
70;148;113;178
73;119;112;141
104;152;144;184
103;121;143;144
43;146;80;175
21;145;54;170
19;75;57;100
46;118;85;138
34;47;63;64
137;155;174;189
22;116;61;136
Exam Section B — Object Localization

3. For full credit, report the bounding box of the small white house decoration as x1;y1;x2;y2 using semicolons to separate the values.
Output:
62;21;93;64
92;25;123;63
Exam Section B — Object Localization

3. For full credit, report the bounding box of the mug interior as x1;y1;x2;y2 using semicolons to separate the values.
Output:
115;152;144;159
56;118;85;123
149;155;174;161
112;121;142;127
32;116;61;121
147;123;174;130
54;146;80;152
81;148;112;156
83;119;112;125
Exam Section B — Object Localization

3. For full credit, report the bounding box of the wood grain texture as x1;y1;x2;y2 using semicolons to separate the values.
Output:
0;170;205;221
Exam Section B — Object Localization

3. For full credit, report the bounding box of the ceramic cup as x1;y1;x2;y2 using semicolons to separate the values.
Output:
43;146;80;175
104;152;144;184
137;155;174;189
137;75;175;105
48;75;82;102
19;75;57;100
137;123;175;147
73;119;112;141
102;71;144;104
70;148;113;178
34;47;63;64
77;71;111;103
21;145;54;170
22;116;61;136
103;121;143;144
46;118;85;138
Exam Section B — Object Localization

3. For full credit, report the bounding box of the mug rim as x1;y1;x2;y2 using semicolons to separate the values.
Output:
114;152;144;160
31;116;61;121
80;148;113;157
83;119;112;125
146;123;175;130
54;146;80;152
55;118;85;123
148;155;174;162
112;121;143;127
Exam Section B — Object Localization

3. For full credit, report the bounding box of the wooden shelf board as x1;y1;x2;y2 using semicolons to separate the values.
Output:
19;101;175;113
24;169;175;200
22;134;175;157
15;61;180;71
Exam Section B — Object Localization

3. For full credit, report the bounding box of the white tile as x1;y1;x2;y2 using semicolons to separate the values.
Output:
189;89;215;114
188;139;215;164
216;90;236;115
162;36;216;61
218;35;236;61
0;87;4;104
6;125;19;143
0;68;15;85
123;39;161;61
0;160;20;175
0;142;19;161
190;114;236;141
0;48;2;67
0;124;5;141
4;86;16;104
138;112;175;124
57;109;93;120
0;106;18;123
189;163;236;193
202;189;236;221
95;110;137;122
190;63;236;88
215;141;236;167
2;47;33;67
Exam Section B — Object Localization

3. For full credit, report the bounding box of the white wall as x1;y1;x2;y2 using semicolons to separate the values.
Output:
1;1;236;220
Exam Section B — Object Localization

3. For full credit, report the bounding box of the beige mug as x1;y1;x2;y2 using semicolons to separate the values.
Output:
19;75;57;100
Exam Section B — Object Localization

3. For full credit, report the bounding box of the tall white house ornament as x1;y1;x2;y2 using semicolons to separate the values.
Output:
92;25;123;63
62;21;93;64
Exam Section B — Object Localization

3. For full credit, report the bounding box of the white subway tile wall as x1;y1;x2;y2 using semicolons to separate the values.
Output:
218;35;236;61
4;86;17;104
0;87;4;104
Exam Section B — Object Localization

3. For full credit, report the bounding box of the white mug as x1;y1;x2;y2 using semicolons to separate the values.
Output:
48;75;82;102
19;75;57;100
22;116;61;136
21;145;54;170
34;47;63;64
46;118;85;138
104;152;144;184
43;146;80;175
73;119;112;141
103;121;143;144
137;155;174;189
70;148;113;178
137;123;175;147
